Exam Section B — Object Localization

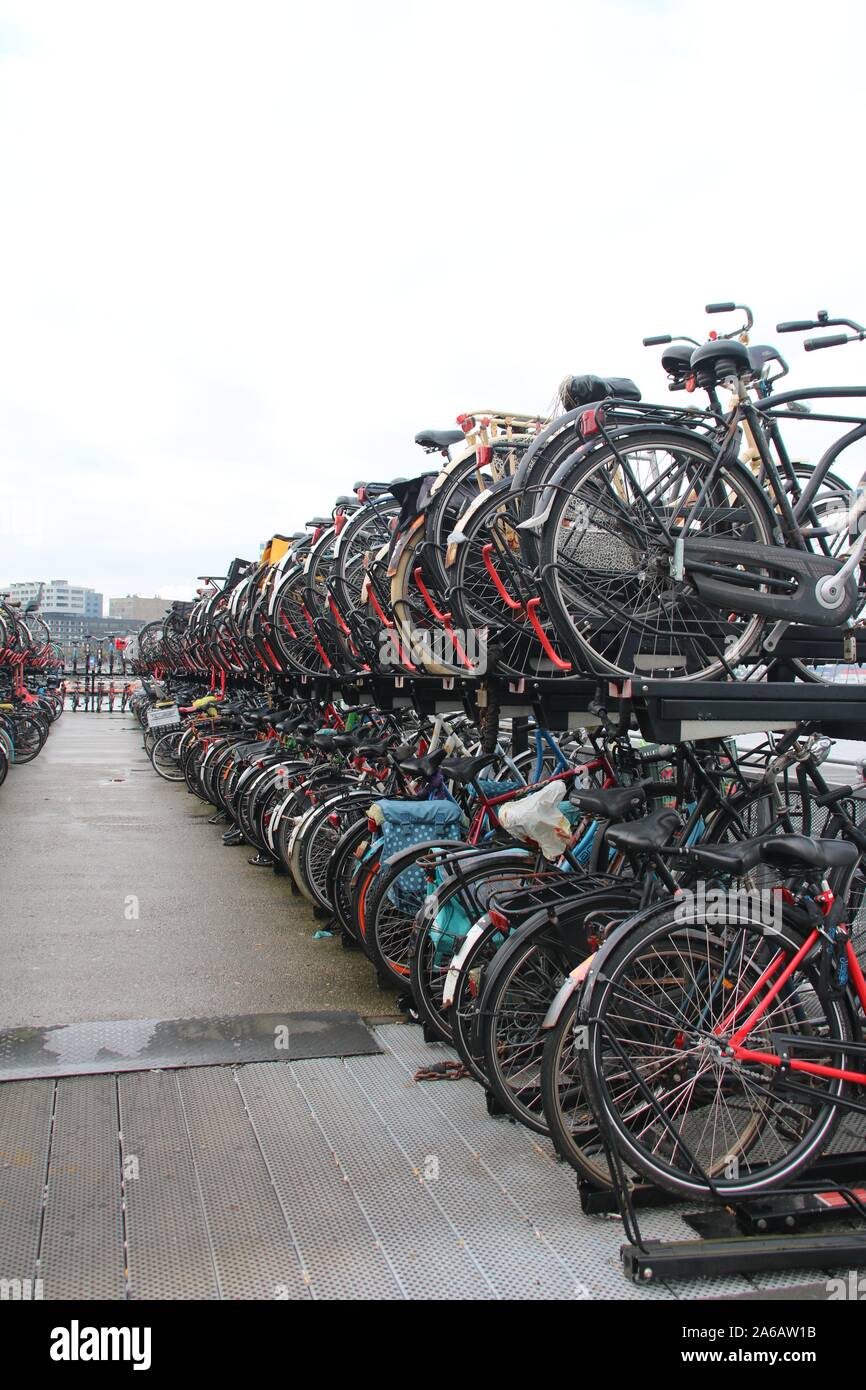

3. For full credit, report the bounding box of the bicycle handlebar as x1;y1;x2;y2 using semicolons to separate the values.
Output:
777;311;865;345
805;333;862;352
705;301;754;334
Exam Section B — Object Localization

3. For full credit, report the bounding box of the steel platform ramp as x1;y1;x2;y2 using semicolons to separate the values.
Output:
0;1024;855;1301
0;1011;381;1081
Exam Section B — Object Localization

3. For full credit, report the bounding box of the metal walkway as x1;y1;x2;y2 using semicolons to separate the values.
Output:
0;1021;858;1301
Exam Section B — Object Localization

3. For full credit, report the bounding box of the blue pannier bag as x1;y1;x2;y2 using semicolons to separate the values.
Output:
373;799;466;914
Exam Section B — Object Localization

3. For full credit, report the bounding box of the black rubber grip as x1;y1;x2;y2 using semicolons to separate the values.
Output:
805;335;848;351
776;320;815;332
642;334;671;346
705;302;735;313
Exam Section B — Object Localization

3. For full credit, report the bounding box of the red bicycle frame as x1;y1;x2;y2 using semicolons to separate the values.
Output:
716;927;866;1087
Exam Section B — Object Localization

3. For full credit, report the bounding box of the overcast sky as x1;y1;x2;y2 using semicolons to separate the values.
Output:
0;0;863;605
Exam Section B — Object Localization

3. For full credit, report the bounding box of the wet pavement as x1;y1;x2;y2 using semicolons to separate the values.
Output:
0;714;395;1029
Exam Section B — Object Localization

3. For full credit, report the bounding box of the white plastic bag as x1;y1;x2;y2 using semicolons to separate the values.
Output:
498;780;571;861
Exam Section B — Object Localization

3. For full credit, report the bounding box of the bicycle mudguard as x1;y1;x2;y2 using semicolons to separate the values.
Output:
578;898;864;1027
442;919;493;1006
577;897;691;1018
386;512;425;578
429;843;532;873
412;846;535;934
542;972;581;1030
509;406;587;498
522;421;722;534
509;385;639;503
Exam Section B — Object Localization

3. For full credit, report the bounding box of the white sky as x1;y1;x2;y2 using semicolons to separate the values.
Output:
0;0;863;606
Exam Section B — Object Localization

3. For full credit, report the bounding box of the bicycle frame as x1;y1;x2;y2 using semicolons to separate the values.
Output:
463;754;613;845
720;926;866;1088
748;386;866;545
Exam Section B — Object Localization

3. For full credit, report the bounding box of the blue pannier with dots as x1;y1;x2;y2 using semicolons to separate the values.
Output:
372;799;466;914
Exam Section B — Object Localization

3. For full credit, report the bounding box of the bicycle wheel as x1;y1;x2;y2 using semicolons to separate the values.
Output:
327;818;373;942
580;903;852;1199
363;843;465;984
448;482;573;679
538;433;774;679
409;848;537;1042
6;714;46;762
150;730;185;780
295;793;372;909
389;522;468;678
448;919;508;1087
478;885;640;1134
541;989;614;1186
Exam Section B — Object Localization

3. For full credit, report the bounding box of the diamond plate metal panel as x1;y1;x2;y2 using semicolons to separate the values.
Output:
39;1075;125;1300
176;1067;309;1299
831;1109;866;1154
377;1024;843;1300
0;1079;53;1285
0;1021;850;1301
345;1052;581;1299
236;1064;406;1300
118;1071;220;1300
378;1028;772;1295
372;1026;670;1298
373;1022;459;1069
290;1056;497;1299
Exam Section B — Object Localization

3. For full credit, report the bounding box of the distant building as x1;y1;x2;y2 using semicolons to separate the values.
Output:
40;614;146;646
6;579;103;620
31;614;150;671
109;594;170;622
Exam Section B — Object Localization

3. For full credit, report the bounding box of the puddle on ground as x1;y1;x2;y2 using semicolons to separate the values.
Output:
0;1011;382;1078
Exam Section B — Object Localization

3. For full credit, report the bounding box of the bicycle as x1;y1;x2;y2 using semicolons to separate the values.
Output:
533;306;866;682
575;775;866;1198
